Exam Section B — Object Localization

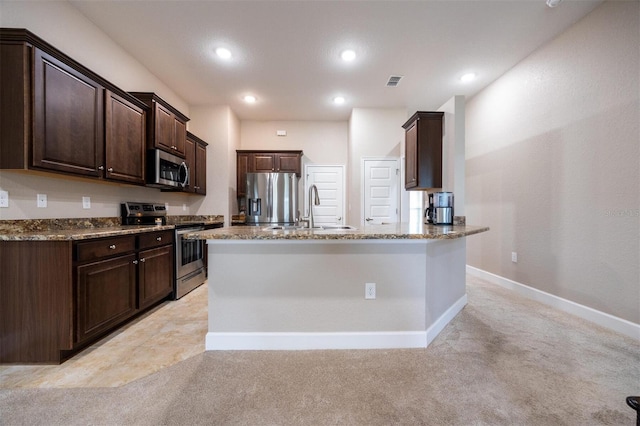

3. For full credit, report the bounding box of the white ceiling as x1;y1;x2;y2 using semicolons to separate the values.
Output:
69;0;602;121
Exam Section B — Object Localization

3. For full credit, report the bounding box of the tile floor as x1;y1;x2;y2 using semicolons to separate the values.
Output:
0;282;208;389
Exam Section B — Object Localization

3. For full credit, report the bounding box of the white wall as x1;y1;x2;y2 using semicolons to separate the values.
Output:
0;1;223;220
348;108;407;224
465;1;639;323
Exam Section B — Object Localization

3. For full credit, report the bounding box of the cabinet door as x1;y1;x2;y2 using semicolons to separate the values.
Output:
138;245;174;309
154;102;175;153
173;117;187;157
252;154;275;172
237;153;250;197
184;135;196;193
76;254;137;343
276;153;301;175
105;90;146;184
404;121;418;189
33;49;104;177
195;141;207;194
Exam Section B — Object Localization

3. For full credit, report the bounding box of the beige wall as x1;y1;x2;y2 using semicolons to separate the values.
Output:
465;1;639;323
348;108;407;224
188;106;240;225
239;120;348;218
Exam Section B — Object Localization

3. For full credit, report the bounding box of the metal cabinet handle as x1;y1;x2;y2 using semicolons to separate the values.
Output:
132;260;138;265
337;217;342;221
365;218;373;222
107;167;114;172
156;237;162;241
140;258;146;263
109;244;116;249
98;165;104;171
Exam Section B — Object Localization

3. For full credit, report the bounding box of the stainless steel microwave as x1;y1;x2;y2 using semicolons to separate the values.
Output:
146;149;189;189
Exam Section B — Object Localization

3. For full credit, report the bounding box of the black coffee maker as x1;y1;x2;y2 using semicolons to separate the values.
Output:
426;192;454;225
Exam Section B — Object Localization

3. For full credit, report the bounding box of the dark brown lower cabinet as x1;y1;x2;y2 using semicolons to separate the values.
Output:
76;253;137;344
138;245;173;310
0;230;174;364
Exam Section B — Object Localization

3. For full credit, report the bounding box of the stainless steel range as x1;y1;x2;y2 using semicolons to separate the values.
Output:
121;202;207;300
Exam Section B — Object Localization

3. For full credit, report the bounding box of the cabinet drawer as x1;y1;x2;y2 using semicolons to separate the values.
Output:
139;230;174;250
76;236;136;262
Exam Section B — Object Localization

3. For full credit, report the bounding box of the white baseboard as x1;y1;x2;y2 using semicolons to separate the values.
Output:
205;293;469;351
206;331;428;351
426;293;468;344
466;265;640;340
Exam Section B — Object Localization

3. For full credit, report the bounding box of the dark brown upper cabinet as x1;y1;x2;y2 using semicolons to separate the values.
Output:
130;92;189;158
402;111;444;190
184;131;207;195
0;28;148;185
105;90;147;184
236;150;303;198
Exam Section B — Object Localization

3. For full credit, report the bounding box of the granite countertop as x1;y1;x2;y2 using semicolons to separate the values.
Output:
186;223;489;241
0;215;224;241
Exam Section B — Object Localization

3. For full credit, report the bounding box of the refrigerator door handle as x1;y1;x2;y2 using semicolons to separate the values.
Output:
248;198;261;216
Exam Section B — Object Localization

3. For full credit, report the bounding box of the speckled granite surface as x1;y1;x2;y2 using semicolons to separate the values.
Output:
186;223;489;241
166;215;224;226
0;215;224;241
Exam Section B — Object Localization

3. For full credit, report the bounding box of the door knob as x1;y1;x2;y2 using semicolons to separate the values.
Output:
365;218;373;222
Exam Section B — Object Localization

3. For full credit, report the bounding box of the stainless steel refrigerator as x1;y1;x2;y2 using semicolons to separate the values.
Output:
246;172;298;225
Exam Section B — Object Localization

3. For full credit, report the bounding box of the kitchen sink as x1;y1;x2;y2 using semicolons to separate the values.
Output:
261;224;357;231
319;225;357;230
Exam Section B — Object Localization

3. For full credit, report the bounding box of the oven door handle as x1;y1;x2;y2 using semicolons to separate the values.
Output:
176;226;204;235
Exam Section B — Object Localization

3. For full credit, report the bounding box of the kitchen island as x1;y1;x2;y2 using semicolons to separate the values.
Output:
189;223;488;351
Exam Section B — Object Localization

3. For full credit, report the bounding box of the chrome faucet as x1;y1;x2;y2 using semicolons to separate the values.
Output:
301;184;320;228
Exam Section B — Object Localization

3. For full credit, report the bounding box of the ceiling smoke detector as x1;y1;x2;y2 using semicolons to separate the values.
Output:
386;75;403;87
546;0;563;7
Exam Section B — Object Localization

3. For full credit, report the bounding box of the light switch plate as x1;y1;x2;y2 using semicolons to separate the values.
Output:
0;190;8;208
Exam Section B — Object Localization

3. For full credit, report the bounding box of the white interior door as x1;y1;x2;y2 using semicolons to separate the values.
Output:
305;165;345;225
363;159;399;225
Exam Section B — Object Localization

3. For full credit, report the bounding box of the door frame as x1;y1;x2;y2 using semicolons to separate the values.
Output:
360;157;401;226
304;164;346;224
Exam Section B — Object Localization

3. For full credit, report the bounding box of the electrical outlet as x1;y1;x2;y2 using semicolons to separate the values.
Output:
365;282;376;299
0;190;8;208
511;252;518;263
82;196;91;209
182;203;187;211
37;193;47;208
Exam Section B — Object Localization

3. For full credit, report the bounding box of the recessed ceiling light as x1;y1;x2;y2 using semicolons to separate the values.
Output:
460;73;476;83
340;50;356;62
243;95;257;103
333;96;345;105
216;47;232;59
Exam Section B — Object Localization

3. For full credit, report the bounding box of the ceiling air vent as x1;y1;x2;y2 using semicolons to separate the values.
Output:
386;75;403;87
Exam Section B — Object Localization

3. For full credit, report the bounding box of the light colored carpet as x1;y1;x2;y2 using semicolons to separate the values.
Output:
1;276;638;425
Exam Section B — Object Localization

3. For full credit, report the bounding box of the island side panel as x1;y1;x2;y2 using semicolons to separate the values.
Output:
424;238;467;341
207;241;427;335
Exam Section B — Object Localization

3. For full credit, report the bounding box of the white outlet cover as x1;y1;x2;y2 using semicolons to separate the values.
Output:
365;282;376;299
0;190;8;208
82;196;91;209
37;193;47;208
